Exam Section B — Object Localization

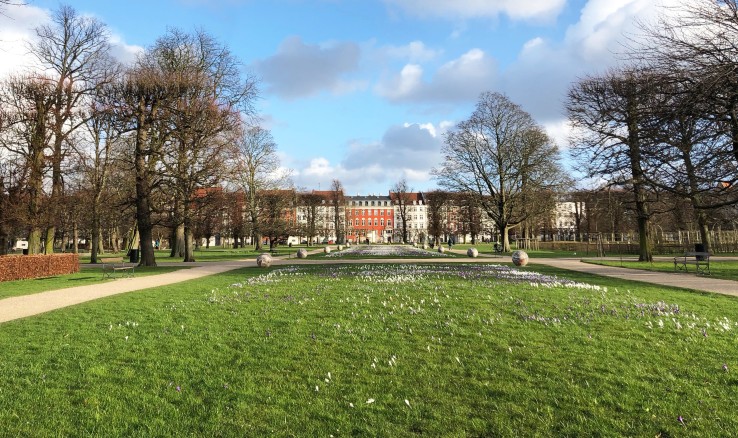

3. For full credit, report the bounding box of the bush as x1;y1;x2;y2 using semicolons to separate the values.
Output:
0;254;80;282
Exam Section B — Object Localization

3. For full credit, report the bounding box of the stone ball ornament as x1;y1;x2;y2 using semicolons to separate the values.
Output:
511;250;529;267
467;248;478;258
324;246;331;254
438;246;445;253
256;253;273;268
338;245;344;251
296;249;308;259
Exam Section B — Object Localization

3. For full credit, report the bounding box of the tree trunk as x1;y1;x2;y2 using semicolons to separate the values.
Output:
170;224;185;257
696;211;712;254
135;136;156;267
44;227;55;254
73;223;79;254
184;224;195;262
91;213;100;263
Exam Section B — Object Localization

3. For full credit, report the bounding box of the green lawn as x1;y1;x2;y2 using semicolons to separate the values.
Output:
76;247;310;263
0;262;736;435
585;259;738;281
0;267;188;300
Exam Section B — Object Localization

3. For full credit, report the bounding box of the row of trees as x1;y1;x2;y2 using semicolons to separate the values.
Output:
566;0;738;260
0;5;295;265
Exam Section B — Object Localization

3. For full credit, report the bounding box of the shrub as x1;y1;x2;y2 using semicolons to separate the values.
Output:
0;254;80;282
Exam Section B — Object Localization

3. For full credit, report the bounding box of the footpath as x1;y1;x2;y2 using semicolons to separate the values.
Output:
0;251;736;325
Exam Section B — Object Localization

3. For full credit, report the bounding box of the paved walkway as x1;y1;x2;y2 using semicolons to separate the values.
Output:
1;251;736;325
532;258;738;297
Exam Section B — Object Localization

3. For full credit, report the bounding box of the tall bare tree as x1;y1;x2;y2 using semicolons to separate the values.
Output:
390;178;413;244
424;190;448;247
155;29;256;262
567;70;659;261
299;191;325;246
233;126;289;251
329;179;346;244
0;75;54;254
434;92;566;252
28;5;113;253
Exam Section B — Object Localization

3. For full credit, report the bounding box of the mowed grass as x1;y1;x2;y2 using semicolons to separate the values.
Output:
586;259;738;281
1;263;737;436
0;267;188;300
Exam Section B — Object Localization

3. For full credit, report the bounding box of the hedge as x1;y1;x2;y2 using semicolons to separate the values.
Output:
0;254;80;282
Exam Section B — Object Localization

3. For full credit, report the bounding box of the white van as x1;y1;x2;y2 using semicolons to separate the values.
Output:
13;240;28;250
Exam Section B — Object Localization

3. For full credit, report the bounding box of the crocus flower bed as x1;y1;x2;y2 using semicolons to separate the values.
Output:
324;244;451;258
0;263;736;436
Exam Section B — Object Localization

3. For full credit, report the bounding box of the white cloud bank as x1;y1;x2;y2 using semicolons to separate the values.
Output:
383;0;567;21
289;122;450;194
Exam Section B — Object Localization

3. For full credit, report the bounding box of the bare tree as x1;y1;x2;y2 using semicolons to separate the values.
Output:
0;75;54;254
298;191;325;246
434;92;566;252
329;179;346;244
390;178;413;243
154;29;255;262
567;69;659;261
424;190;449;247
78;100;122;263
233;126;289;251
637;0;738;164
28;5;113;253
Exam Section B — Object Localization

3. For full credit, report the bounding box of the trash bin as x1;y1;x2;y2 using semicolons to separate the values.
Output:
22;249;28;255
694;243;706;261
129;249;139;263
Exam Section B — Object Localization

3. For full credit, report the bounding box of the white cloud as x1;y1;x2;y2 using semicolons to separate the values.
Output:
500;0;682;130
0;5;49;78
289;122;450;194
383;0;566;21
254;36;363;99
0;4;144;79
384;41;440;63
375;48;497;103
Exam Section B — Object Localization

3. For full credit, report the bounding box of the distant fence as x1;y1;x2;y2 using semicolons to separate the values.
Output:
535;230;738;255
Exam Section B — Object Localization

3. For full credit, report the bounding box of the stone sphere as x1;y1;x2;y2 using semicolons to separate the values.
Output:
296;249;308;259
422;244;428;250
324;246;331;254
467;248;479;258
338;245;344;251
511;250;529;267
437;245;445;253
256;253;273;268
346;242;351;247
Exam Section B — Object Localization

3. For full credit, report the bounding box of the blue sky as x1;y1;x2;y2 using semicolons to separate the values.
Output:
0;0;675;195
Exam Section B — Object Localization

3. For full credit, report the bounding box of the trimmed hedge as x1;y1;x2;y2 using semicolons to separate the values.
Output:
0;254;80;282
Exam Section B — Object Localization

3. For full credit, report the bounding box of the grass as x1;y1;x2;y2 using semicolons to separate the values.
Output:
0;267;188;300
0;261;737;436
585;259;738;282
76;247;312;264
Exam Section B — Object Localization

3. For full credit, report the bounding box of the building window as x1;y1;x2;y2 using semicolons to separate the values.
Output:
362;219;365;226
374;219;378;226
380;210;384;216
388;220;392;226
381;219;384;226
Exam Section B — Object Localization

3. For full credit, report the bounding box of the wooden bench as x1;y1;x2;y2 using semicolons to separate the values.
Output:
673;252;711;275
101;257;135;279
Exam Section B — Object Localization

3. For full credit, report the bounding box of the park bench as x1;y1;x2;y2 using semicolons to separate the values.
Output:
101;257;135;279
673;251;711;275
